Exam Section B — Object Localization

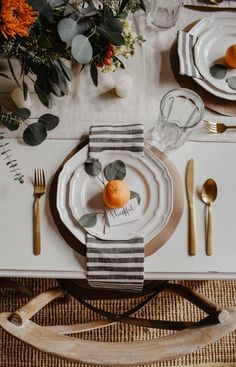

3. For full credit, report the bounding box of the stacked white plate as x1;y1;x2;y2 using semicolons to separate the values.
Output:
56;145;173;245
190;15;236;100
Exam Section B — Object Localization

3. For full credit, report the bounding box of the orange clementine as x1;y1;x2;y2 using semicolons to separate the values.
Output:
225;44;236;68
102;180;130;209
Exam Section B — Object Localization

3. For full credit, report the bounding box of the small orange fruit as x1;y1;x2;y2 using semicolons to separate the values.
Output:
102;180;130;209
225;44;236;68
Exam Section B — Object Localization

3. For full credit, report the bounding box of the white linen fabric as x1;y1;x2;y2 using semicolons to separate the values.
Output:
1;0;235;143
86;123;145;292
177;31;203;79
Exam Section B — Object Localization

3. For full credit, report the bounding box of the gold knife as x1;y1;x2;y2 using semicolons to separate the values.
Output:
186;159;197;256
183;4;236;11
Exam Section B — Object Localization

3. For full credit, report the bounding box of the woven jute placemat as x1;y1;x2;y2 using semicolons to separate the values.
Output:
0;279;235;367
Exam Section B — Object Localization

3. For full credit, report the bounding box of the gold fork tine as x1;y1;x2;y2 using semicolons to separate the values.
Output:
203;121;217;133
42;169;46;188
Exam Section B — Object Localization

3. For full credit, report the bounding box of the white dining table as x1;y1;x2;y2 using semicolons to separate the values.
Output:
0;1;236;280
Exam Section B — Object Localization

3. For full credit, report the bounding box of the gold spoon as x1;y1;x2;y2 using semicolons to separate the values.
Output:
201;179;218;256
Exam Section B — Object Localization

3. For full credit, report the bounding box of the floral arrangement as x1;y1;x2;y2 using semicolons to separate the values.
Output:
0;0;146;109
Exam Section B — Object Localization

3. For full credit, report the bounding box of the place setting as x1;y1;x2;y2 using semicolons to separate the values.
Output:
49;122;184;291
172;12;236;116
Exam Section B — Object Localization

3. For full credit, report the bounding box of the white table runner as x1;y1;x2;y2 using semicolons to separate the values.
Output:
0;0;235;143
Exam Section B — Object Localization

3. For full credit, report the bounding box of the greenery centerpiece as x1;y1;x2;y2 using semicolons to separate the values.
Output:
0;0;146;107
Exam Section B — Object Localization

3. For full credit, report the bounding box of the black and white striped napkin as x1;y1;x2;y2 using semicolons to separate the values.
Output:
86;124;145;292
177;31;203;79
89;124;144;156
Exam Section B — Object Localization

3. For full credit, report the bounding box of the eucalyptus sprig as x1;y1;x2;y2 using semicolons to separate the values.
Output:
0;132;24;184
0;107;59;146
78;157;140;230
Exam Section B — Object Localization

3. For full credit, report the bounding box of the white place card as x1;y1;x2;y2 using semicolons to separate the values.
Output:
105;198;141;227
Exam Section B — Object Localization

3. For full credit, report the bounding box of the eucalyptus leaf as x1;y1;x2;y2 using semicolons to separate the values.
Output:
104;160;126;181
48;0;65;7
34;83;53;108
54;66;69;94
71;35;93;64
209;64;227;80
0;113;20;131
79;213;97;228
104;9;122;34
130;191;141;205
12;108;31;120
90;62;98;87
23;123;47;146
49;79;63;96
85;158;102;176
23;81;28;101
58;18;80;46
38;114;59;131
97;25;125;46
28;0;54;21
76;18;93;34
58;59;74;81
226;76;236;90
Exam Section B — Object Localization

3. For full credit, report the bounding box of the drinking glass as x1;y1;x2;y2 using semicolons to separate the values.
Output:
146;0;183;30
153;89;204;151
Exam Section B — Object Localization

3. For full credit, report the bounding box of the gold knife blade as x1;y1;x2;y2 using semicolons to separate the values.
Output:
186;159;197;256
183;4;236;11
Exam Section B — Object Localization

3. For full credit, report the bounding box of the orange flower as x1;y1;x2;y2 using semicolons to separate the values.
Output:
0;0;38;38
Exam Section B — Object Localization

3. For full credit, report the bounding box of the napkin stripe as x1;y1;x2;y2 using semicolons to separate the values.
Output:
89;137;144;143
87;229;144;291
177;31;203;80
89;124;144;156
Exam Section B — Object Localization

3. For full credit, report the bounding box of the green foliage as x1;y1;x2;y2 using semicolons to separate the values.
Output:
79;213;97;228
104;160;126;181
130;190;141;204
0;1;145;105
0;107;59;146
81;157;141;230
85;158;102;176
0;132;24;183
227;76;236;90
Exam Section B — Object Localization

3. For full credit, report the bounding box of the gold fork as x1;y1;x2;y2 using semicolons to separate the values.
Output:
204;120;236;134
33;169;46;256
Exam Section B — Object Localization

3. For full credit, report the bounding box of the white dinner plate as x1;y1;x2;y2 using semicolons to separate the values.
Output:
194;26;236;95
190;15;236;100
69;150;172;241
57;145;173;245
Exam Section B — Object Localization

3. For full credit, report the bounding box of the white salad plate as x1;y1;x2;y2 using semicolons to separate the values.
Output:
194;26;236;95
190;15;236;101
57;145;173;245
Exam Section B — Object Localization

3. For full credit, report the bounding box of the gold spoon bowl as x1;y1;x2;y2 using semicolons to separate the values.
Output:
201;178;218;256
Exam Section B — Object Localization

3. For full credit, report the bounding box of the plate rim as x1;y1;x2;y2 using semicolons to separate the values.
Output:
57;145;173;245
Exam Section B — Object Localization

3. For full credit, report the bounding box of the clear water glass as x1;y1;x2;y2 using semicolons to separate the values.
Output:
147;0;183;30
153;89;204;151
